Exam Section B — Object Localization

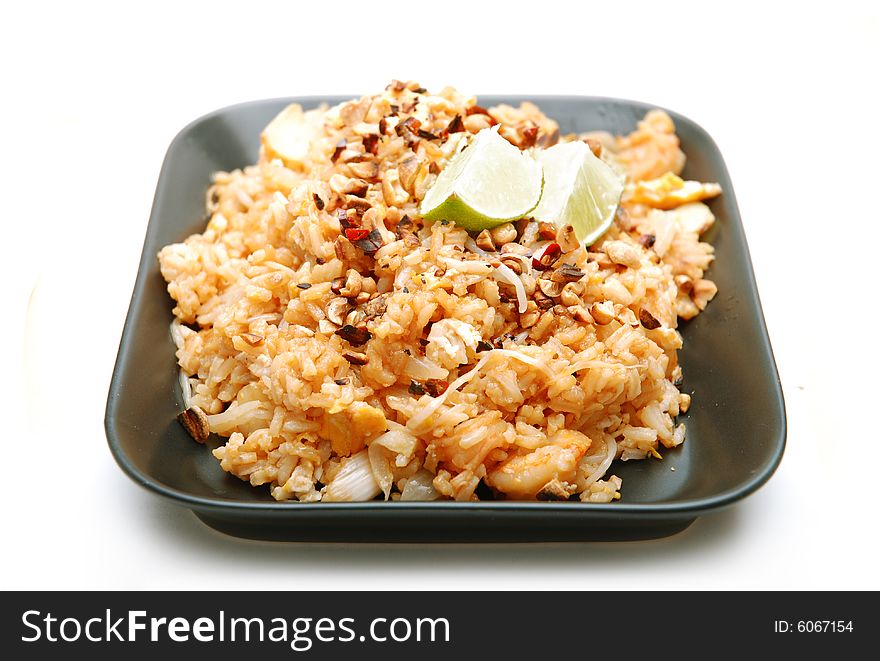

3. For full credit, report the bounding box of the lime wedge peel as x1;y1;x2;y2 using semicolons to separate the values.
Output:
531;141;625;247
419;127;544;231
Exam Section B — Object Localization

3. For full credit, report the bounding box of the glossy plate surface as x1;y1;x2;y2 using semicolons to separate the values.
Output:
105;96;786;541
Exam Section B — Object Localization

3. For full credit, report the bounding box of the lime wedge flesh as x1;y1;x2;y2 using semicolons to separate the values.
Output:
531;141;625;247
261;103;325;170
419;127;543;231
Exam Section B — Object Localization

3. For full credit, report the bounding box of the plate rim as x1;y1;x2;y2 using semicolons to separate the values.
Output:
105;94;787;520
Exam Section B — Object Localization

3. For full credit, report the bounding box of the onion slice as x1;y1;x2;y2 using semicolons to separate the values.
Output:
500;252;532;276
206;400;265;433
404;355;449;380
368;429;419;499
492;262;528;313
169;320;186;349
323;451;381;502
581;437;618;488
178;369;192;408
490;349;552;377
400;470;440;501
465;236;489;256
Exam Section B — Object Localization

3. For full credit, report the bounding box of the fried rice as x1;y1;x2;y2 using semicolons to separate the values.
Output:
159;81;721;503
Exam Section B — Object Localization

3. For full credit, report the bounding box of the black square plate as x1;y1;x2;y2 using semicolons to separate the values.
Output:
105;95;786;542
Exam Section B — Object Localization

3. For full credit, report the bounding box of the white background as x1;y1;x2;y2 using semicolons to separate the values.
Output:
2;1;878;590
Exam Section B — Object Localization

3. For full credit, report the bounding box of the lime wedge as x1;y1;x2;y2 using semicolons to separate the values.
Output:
261;103;325;170
419;127;543;231
531;141;625;247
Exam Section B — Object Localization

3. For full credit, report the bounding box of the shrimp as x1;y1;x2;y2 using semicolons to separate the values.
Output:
485;430;591;499
615;110;686;182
